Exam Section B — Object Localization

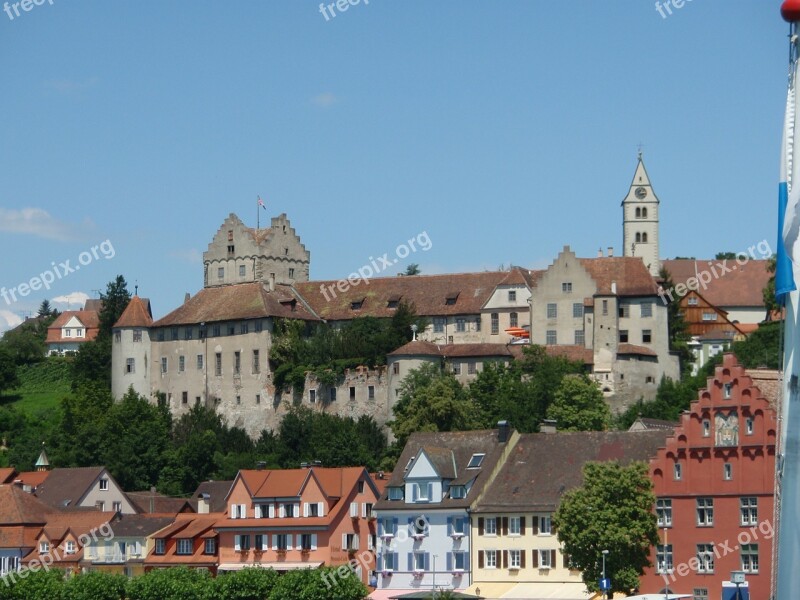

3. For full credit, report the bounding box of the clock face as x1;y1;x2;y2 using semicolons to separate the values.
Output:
635;187;647;199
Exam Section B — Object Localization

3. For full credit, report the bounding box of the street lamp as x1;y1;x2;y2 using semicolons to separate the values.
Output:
601;549;609;600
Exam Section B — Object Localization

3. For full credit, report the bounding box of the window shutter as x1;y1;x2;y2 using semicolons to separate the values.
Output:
234;535;241;551
532;550;539;568
271;535;277;551
408;553;413;571
268;504;275;519
502;517;508;536
393;517;398;533
502;550;508;569
351;502;358;518
531;517;539;534
427;482;433;500
412;484;418;502
342;533;347;550
303;503;309;517
520;516;526;535
446;552;453;571
478;517;484;536
424;552;430;571
241;504;247;518
279;505;285;518
311;534;317;550
521;549;526;568
294;503;300;518
230;503;237;519
378;519;384;537
286;534;293;550
318;502;325;516
447;516;453;534
550;550;557;567
362;503;367;518
254;505;261;519
478;550;484;569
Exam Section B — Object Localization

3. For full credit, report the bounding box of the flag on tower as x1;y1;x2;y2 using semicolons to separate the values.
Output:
258;196;267;210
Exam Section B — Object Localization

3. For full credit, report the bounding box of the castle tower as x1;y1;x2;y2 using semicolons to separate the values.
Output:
622;153;660;276
111;295;154;400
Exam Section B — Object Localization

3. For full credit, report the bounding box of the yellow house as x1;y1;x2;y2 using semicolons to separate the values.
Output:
466;430;668;599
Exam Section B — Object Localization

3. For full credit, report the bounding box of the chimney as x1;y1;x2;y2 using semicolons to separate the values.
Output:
184;292;191;305
607;247;613;257
597;248;603;258
198;493;210;514
497;420;510;443
540;419;557;434
611;281;617;295
268;273;276;292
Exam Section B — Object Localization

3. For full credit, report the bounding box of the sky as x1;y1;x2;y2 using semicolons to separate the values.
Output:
0;0;791;331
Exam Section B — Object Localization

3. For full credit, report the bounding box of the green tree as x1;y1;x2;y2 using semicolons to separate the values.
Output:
51;382;114;467
762;255;779;316
63;571;126;600
546;375;611;431
659;267;693;376
7;567;65;600
124;566;213;600
37;300;57;318
715;251;738;260
0;347;19;396
402;263;421;276
98;276;131;337
389;363;482;449
0;315;54;366
211;566;278;600
731;320;781;370
554;462;658;595
270;567;368;600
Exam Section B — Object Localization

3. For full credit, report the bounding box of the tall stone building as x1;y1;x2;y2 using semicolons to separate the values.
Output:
622;153;661;277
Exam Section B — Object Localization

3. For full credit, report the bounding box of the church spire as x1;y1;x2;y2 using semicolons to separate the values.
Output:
621;153;661;276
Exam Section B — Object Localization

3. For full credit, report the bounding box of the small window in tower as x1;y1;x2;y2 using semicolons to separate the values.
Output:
635;207;641;218
227;245;235;257
635;232;642;243
642;232;648;243
228;230;234;241
642;207;648;219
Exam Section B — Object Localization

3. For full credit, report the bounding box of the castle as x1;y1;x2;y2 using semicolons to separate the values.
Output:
111;156;678;437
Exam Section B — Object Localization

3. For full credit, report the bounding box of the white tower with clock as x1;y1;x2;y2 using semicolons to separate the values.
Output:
622;152;660;276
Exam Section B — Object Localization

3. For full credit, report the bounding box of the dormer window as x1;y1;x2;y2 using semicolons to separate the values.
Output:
467;453;485;469
413;482;432;502
450;485;466;499
388;295;401;309
445;292;459;305
351;299;364;310
388;487;404;501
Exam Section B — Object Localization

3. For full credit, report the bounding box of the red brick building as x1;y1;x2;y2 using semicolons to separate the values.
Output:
640;354;777;600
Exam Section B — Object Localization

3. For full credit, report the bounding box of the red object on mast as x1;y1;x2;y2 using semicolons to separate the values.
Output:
782;0;800;22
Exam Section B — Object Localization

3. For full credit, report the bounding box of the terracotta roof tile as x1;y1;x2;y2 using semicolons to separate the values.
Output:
617;343;657;357
543;345;594;364
126;491;193;515
113;296;153;328
578;257;660;296
662;259;771;308
388;341;515;359
13;471;50;490
152;283;318;327
0;468;17;484
45;311;100;344
0;485;52;525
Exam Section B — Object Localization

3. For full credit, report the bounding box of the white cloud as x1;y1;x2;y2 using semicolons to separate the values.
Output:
311;92;338;108
0;310;22;335
0;208;93;241
52;291;90;309
170;248;203;264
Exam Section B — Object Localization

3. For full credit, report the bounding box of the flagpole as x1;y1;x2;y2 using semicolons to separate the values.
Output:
257;196;260;231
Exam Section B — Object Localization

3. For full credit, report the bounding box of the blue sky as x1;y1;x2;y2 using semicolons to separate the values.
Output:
0;1;790;330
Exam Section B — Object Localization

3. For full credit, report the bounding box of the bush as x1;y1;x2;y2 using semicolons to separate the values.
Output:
63;571;126;600
212;567;278;600
125;567;213;600
7;568;65;600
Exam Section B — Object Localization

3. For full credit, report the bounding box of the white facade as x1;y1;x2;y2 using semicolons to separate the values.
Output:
622;155;660;277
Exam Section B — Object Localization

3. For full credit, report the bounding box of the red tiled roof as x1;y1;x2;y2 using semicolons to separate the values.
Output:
543;345;594;364
145;514;219;567
45;311;100;344
388;341;514;359
34;467;108;509
0;468;17;484
0;485;52;525
126;491;193;515
153;283;317;327
40;511;116;546
14;471;50;490
113;296;153;328
662;259;771;308
295;270;519;321
617;343;657;357
578;257;660;296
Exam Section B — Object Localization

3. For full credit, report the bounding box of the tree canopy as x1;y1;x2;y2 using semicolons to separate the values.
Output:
546;375;611;431
554;461;658;595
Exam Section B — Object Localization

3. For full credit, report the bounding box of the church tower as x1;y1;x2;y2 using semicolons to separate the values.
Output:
622;153;660;276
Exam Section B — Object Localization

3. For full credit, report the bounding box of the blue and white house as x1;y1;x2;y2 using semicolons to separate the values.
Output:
373;424;519;595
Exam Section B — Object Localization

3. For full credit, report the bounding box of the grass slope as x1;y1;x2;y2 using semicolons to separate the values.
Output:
0;358;72;414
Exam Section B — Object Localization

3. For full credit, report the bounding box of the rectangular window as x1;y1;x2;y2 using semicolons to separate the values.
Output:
184;327;193;340
641;302;653;318
215;353;222;376
161;357;168;374
99;478;109;491
688;297;699;306
252;349;260;374
182;391;188;404
539;515;552;535
562;282;572;293
602;299;608;315
39;541;49;553
468;361;477;375
539;549;553;568
212;325;221;337
741;544;759;573
702;419;710;437
575;330;585;346
171;327;179;340
453;551;467;570
300;534;313;550
510;312;518;327
197;354;203;370
239;265;246;277
509;516;521;535
204;539;216;555
547;303;557;319
746;417;754;435
642;329;652;344
674;462;682;480
115;331;122;343
693;589;709;600
176;539;192;555
510;549;521;569
255;320;263;333
217;267;224;280
619;330;629;343
455;318;466;332
234;351;241;374
452;362;462;375
486;549;497;568
309;389;316;403
656;499;672;527
697;544;714;573
619;304;630;318
256;394;260;404
724;463;733;480
368;386;375;400
155;539;166;555
433;317;445;333
546;330;557;345
491;313;499;335
697;498;714;526
133;329;142;343
508;290;517;302
330;388;336;402
484;517;497;535
240;322;249;335
126;358;135;374
702;312;717;321
573;303;583;318
724;383;733;398
740;497;758;526
393;362;400;375
656;544;673;574
179;356;185;372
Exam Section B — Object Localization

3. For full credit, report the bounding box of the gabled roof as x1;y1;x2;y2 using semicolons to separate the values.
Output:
578;257;660;296
412;447;456;480
662;258;771;308
152;283;317;327
39;511;116;546
294;271;522;321
13;470;50;490
107;514;176;538
192;480;233;513
34;467;109;509
125;491;193;515
0;485;52;526
473;431;669;513
145;513;219;567
376;428;512;510
45;311;100;344
542;345;594;365
0;468;17;484
617;343;657;357
113;296;153;328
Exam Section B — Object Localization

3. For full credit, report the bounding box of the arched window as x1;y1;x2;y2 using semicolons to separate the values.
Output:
635;207;641;218
635;232;642;243
642;207;648;219
642;232;648;243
